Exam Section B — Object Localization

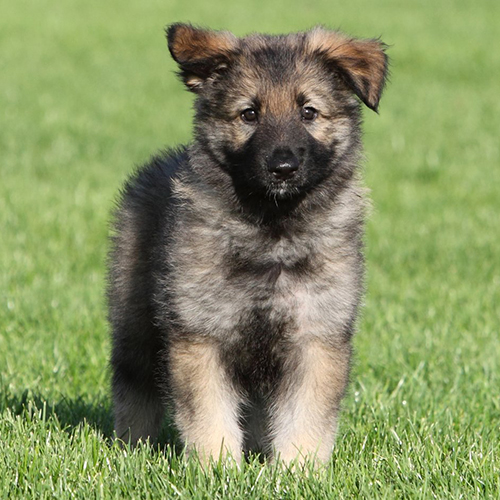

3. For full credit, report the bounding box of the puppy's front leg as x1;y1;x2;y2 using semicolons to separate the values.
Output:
169;339;244;463
270;340;351;465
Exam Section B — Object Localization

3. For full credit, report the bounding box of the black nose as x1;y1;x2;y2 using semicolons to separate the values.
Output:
267;150;300;181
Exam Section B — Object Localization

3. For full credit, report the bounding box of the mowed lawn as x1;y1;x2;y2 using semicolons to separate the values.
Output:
1;0;499;497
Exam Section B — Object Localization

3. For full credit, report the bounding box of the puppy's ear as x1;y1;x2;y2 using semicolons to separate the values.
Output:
166;23;238;92
307;27;388;112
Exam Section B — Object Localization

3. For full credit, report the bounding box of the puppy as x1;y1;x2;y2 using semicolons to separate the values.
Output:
108;23;388;464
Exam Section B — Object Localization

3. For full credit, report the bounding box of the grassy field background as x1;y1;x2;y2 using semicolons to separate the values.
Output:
1;0;499;497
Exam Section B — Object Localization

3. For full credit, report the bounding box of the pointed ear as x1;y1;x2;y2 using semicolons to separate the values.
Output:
166;23;238;92
307;27;388;112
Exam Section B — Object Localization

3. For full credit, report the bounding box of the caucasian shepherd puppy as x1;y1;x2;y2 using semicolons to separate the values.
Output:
108;23;388;465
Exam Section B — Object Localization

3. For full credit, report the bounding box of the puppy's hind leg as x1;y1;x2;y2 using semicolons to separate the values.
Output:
111;323;165;446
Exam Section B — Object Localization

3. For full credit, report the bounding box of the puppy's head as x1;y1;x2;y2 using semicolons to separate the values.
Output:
167;24;388;203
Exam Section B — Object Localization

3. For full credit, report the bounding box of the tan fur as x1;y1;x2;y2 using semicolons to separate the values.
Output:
169;24;237;64
270;340;350;464
307;27;387;110
261;87;297;116
169;340;244;462
169;24;238;90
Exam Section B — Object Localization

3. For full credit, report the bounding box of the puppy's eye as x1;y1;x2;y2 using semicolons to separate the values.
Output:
241;108;258;123
301;107;318;122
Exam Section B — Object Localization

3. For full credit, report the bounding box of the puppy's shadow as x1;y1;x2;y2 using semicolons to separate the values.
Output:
2;390;179;451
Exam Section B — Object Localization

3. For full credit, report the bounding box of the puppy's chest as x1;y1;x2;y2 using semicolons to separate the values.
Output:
170;220;348;340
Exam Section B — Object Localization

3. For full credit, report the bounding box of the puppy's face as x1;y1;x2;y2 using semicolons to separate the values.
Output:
167;25;388;202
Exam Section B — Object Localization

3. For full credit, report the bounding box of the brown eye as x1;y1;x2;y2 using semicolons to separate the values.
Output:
301;107;318;122
241;108;258;123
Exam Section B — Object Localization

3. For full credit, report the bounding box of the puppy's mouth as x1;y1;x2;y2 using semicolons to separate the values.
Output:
266;179;301;200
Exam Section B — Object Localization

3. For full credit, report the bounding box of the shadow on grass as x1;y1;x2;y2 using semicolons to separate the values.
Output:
0;389;180;450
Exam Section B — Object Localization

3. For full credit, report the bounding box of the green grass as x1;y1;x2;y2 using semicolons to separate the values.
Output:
1;0;499;497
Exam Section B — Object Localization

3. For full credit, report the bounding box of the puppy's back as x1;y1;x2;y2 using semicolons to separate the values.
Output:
108;148;187;323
